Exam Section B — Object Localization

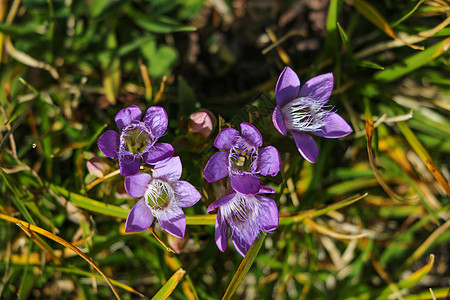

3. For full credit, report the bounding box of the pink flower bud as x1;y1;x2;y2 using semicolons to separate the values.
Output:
86;157;113;178
188;109;217;139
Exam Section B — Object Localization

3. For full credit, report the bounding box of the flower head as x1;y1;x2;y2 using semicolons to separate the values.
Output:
188;109;217;139
97;105;174;176
207;186;278;256
273;67;353;163
124;157;201;239
203;122;281;195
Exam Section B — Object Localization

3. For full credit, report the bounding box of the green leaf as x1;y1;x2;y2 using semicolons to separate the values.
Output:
128;7;196;34
141;40;179;78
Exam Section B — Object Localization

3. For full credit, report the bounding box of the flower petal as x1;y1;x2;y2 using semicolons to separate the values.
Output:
313;111;353;138
97;130;120;158
275;66;301;107
231;236;251;257
258;196;279;231
240;122;263;147
143;106;168;139
230;173;260;195
214;128;240;150
143;143;174;165
172;180;201;208
291;131;319;163
119;155;142;176
124;173;152;198
272;105;287;135
257;146;281;176
299;73;334;105
125;198;154;233
203;151;229;183
157;206;186;239
153;156;182;182
258;186;276;194
115;105;142;131
206;193;236;213
215;209;229;252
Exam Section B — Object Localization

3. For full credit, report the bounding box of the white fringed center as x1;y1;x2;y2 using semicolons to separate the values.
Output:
281;97;332;132
228;137;258;175
144;179;176;218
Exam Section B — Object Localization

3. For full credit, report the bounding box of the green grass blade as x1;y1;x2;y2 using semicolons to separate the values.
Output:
222;235;266;300
49;184;129;219
152;268;186;300
374;37;450;82
279;193;366;225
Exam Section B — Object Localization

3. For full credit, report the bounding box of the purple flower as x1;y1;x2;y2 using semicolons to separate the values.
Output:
273;67;353;163
124;156;201;239
207;186;278;256
203;122;281;195
97;105;174;176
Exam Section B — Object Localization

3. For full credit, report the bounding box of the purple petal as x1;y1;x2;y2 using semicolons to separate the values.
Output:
143;143;174;165
125;173;152;198
231;237;251;257
153;156;182;182
240;123;263;147
206;193;236;213
157;206;186;239
143;106;168;139
257;146;281;176
215;209;229;252
203;151;229;183
299;73;334;105
272;105;287;135
125;198;154;233
313;112;353;138
115;105;142;131
258;186;276;194
257;196;279;231
275;66;300;107
119;155;142;176
291;131;319;163
214;128;240;150
172;180;201;208
97;130;120;158
230;173;260;195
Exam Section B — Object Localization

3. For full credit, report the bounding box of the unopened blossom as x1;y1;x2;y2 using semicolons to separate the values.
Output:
124;157;201;239
203;122;281;195
188;109;217;139
207;186;278;256
272;67;352;163
97;105;173;176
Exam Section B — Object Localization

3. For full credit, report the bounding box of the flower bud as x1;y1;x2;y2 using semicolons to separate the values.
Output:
86;156;113;178
188;109;217;139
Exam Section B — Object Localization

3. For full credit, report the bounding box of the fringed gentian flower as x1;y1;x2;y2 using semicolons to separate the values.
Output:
203;122;280;195
124;157;201;239
207;186;278;256
272;67;353;163
97;105;174;176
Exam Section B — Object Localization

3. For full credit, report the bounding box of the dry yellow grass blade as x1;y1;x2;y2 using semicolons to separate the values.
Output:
0;213;122;300
366;117;416;202
149;227;176;254
404;220;450;267
371;254;404;300
305;219;369;240
86;169;121;191
352;0;423;50
355;15;450;59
